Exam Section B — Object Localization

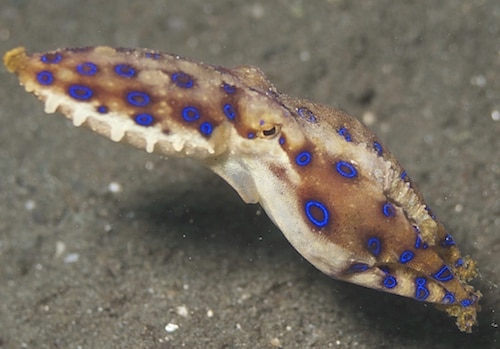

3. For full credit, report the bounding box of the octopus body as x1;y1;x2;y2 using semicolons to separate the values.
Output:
3;46;481;332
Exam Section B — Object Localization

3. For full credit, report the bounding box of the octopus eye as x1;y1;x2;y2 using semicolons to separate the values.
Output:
261;125;280;138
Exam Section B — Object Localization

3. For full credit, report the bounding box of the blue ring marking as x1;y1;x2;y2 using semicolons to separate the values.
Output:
96;105;108;113
441;233;455;246
335;161;357;178
295;151;312;166
442;292;456;304
134;113;154;126
432;265;454;282
367;237;381;256
127;91;151;107
222;83;236;94
297;107;317;123
414;232;428;249
383;275;397;289
114;64;136;78
182;106;200;122
461;299;472;307
373;141;383;156
415;288;430;301
68;85;93;100
76;62;98;76
400;171;409;181
382;202;395;217
379;266;390;274
200;122;213;136
305;200;329;228
145;52;161;59
415;235;423;249
455;258;464;268
425;206;437;220
399;250;414;264
36;71;53;85
415;277;429;301
415;277;426;286
171;72;194;88
247;132;255;139
223;103;236;120
41;52;62;64
338;127;352;142
279;137;285;145
347;263;369;273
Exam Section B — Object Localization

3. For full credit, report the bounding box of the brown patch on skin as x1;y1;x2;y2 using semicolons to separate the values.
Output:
268;164;291;184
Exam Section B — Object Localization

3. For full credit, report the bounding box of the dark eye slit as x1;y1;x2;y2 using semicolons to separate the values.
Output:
263;126;276;137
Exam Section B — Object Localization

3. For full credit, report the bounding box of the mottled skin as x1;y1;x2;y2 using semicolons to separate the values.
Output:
4;47;481;332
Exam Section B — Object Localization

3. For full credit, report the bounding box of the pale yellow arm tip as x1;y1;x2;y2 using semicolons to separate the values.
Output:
3;46;28;74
